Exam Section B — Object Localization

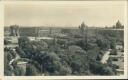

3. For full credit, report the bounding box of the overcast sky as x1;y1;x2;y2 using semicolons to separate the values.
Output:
4;1;126;27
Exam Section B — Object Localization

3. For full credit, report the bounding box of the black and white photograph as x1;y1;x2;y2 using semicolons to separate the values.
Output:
4;1;127;77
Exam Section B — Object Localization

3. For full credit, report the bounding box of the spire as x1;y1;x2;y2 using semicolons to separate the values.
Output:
116;20;122;28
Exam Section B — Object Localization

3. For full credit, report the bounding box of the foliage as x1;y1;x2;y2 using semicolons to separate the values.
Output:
89;61;115;75
86;47;100;61
68;45;90;75
96;35;110;50
4;39;11;45
15;47;26;58
110;49;117;55
4;51;13;76
18;36;30;49
61;29;71;34
14;66;25;76
4;23;123;76
26;64;39;76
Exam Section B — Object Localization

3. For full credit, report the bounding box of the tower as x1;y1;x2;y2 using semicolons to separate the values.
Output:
10;25;19;37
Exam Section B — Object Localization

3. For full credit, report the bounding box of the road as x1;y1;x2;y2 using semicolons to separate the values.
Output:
101;50;111;64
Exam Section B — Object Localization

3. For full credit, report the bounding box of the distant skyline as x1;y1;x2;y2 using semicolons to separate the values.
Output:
5;1;126;27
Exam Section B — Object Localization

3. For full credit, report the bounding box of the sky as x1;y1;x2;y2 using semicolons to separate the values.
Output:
4;1;126;27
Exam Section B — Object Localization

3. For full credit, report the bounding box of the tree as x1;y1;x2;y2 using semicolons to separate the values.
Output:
35;51;62;75
59;66;72;75
15;47;26;58
112;25;116;29
4;51;13;76
67;45;90;75
4;39;11;45
96;35;110;50
87;47;100;61
31;40;48;51
96;51;104;61
102;66;115;75
110;38;116;49
26;64;39;76
14;66;25;76
18;36;30;49
61;29;71;34
89;61;115;75
79;22;88;50
110;49;117;55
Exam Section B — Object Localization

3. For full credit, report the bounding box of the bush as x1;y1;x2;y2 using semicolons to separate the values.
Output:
26;64;39;76
14;66;25;76
4;39;11;45
110;49;117;55
89;61;115;75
